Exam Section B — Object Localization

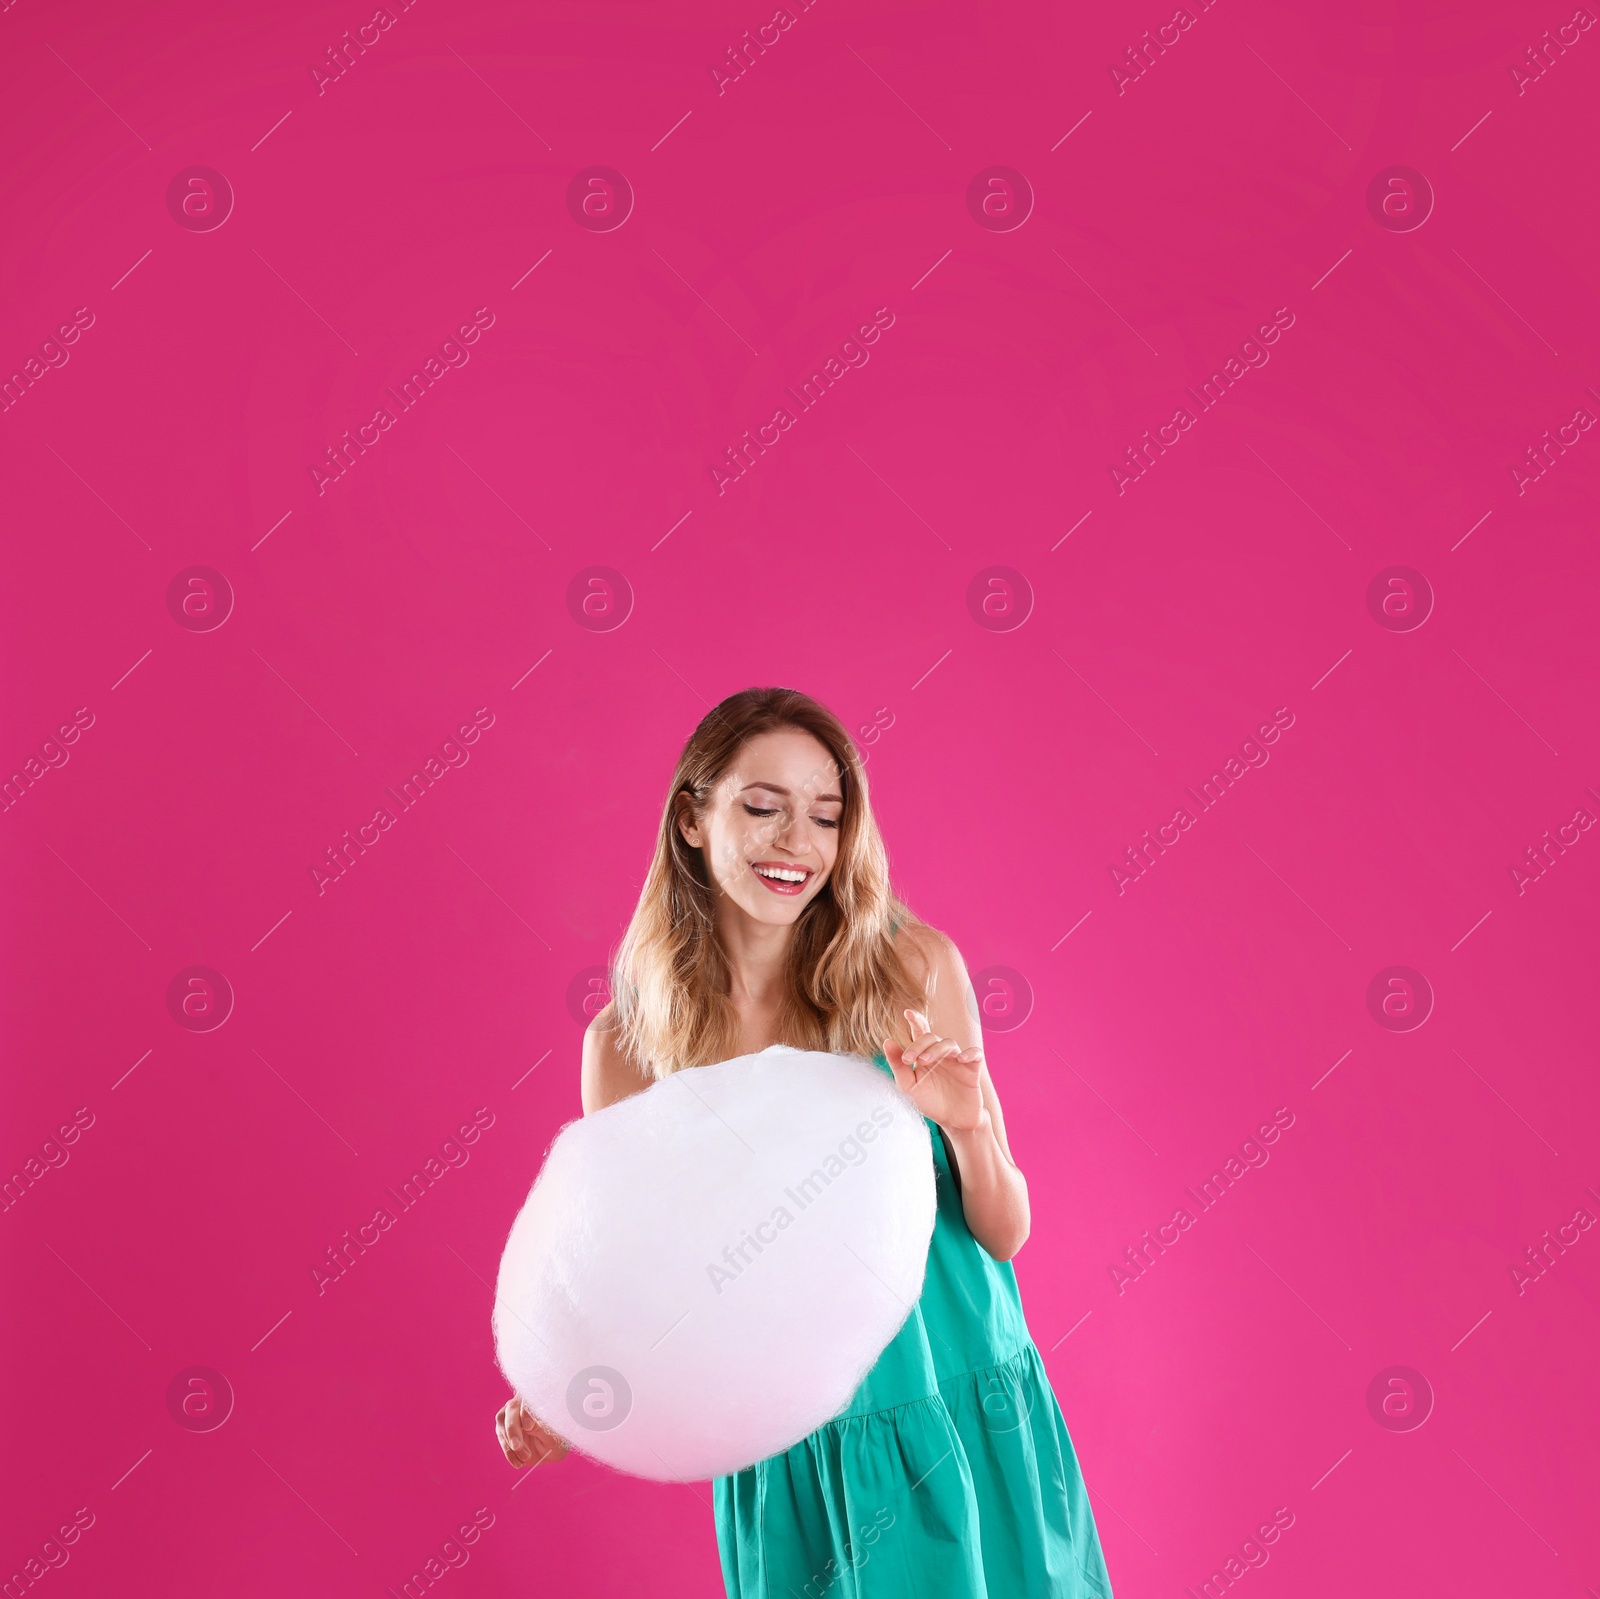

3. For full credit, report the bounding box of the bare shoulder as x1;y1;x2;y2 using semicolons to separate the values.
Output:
898;920;964;985
897;923;979;1041
580;1003;654;1114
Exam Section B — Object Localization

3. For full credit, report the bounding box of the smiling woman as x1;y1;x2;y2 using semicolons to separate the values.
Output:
494;686;1115;1599
605;690;908;1075
709;765;841;882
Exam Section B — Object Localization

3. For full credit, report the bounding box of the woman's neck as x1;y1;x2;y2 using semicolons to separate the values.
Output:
716;900;794;1010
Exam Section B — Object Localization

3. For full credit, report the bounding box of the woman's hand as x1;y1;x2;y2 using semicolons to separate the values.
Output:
884;1007;987;1134
496;1394;570;1469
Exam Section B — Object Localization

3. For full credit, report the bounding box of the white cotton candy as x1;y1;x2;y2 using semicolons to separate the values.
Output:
492;1045;935;1481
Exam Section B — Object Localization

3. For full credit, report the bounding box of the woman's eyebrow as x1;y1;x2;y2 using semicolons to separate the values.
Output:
742;780;843;804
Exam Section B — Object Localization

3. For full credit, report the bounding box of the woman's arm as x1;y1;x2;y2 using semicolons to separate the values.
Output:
894;930;1031;1261
581;1004;655;1114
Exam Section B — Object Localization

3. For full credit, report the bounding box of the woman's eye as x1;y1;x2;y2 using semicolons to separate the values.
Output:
742;803;838;829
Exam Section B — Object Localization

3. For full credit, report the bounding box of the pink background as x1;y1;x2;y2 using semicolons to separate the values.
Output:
2;0;1597;1594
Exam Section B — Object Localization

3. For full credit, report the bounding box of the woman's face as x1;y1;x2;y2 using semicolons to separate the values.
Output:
679;728;844;926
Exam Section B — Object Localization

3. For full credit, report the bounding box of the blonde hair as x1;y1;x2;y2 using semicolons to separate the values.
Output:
608;687;931;1079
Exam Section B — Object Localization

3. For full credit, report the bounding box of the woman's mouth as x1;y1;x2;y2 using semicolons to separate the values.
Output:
751;861;814;896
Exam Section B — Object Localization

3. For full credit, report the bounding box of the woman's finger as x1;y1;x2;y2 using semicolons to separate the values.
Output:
508;1400;542;1463
886;1035;917;1070
902;1009;933;1057
910;1037;962;1075
497;1411;523;1465
884;1040;918;1096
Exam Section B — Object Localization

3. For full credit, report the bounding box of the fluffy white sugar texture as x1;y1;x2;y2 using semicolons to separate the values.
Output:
493;1045;935;1481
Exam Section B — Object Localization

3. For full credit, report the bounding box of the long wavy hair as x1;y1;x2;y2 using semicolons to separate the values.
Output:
608;687;931;1079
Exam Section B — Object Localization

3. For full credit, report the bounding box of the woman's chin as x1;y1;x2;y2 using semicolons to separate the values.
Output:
732;890;806;924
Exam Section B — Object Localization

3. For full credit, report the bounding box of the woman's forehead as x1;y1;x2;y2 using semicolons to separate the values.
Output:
725;728;838;783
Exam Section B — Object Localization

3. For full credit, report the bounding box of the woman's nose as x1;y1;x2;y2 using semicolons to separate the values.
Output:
765;812;803;848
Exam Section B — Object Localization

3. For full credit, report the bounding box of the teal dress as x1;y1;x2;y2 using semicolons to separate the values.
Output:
712;1052;1113;1598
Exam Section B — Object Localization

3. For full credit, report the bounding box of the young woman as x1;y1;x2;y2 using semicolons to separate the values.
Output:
495;687;1113;1598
